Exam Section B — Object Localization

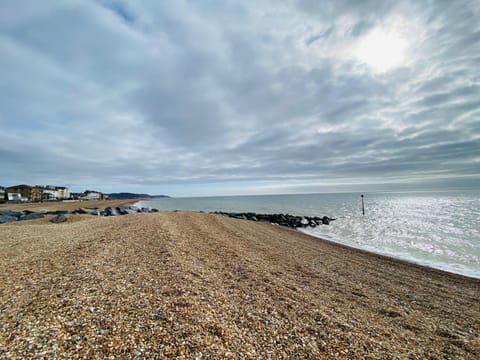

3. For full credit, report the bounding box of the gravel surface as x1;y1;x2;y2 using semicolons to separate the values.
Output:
0;212;479;359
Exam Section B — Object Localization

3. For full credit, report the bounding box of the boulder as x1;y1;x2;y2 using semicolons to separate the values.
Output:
19;213;45;221
0;215;18;224
0;210;25;218
118;207;138;215
103;207;119;216
210;212;333;229
51;214;68;223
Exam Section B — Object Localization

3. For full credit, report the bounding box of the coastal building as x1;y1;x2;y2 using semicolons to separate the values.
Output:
69;192;82;200
7;192;23;202
42;186;57;201
0;186;5;203
55;186;70;200
3;184;70;202
81;190;103;201
30;186;44;202
6;185;33;201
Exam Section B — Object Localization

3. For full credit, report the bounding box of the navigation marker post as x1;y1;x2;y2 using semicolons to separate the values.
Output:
361;194;365;216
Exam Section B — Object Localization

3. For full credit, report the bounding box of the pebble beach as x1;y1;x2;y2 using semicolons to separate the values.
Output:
0;201;479;359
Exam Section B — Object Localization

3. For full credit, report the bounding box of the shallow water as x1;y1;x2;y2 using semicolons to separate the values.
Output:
137;190;480;278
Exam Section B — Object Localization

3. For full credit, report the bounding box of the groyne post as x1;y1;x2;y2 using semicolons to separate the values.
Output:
361;194;365;216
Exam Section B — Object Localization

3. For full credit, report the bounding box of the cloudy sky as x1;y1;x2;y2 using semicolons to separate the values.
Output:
1;0;479;196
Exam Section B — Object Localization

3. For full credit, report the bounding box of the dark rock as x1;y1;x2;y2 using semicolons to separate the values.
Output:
103;207;119;216
51;214;68;223
211;212;333;229
151;208;159;212
117;207;129;215
19;213;45;221
0;210;25;218
0;215;18;224
72;208;88;215
322;216;330;225
117;207;137;215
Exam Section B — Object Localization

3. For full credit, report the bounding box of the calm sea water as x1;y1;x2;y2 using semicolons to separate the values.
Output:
136;191;480;279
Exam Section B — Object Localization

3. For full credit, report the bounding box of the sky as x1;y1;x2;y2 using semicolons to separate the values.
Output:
1;0;479;197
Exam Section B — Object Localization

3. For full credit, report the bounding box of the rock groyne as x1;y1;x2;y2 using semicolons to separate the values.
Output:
212;211;335;229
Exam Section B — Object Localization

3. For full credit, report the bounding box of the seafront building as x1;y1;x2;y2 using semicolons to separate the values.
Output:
0;186;5;203
5;185;34;202
1;184;107;203
3;184;71;203
81;190;106;201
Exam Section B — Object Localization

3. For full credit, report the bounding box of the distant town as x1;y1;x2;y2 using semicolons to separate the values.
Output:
0;184;107;203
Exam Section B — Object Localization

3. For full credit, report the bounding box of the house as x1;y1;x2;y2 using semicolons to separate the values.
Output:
0;186;5;203
7;193;23;202
81;190;103;201
69;192;83;200
6;185;33;201
30;186;44;202
42;186;57;201
55;186;70;200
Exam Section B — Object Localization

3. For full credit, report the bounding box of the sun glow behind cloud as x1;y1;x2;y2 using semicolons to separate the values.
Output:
1;1;479;195
355;28;409;72
353;16;419;73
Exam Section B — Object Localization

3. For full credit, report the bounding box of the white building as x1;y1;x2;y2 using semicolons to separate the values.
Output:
81;191;103;201
7;193;24;202
55;187;70;200
42;188;57;201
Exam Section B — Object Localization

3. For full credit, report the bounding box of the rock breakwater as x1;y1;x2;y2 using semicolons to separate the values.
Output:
212;212;335;229
0;206;159;224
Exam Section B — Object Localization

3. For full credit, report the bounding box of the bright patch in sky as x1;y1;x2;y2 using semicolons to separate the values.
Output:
355;26;410;73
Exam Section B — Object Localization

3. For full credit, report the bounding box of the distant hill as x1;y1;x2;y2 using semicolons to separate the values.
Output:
107;193;170;200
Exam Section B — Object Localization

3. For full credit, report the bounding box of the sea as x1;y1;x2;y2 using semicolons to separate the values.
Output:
135;190;480;279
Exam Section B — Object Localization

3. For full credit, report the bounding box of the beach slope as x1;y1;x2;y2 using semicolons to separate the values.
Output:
1;212;478;358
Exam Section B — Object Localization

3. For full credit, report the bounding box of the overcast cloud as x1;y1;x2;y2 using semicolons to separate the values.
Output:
1;0;479;196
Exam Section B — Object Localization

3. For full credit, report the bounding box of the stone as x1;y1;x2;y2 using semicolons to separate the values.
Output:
0;210;25;218
322;216;330;225
104;207;119;216
0;215;18;224
51;214;68;223
19;213;45;221
210;212;333;229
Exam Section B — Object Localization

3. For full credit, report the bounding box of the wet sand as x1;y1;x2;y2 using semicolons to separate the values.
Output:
0;212;479;359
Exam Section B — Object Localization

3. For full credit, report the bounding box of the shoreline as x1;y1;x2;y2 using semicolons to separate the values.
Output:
2;200;478;280
299;228;480;281
0;212;479;358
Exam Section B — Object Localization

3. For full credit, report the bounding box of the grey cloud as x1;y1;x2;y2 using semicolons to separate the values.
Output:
305;26;333;45
0;0;479;194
